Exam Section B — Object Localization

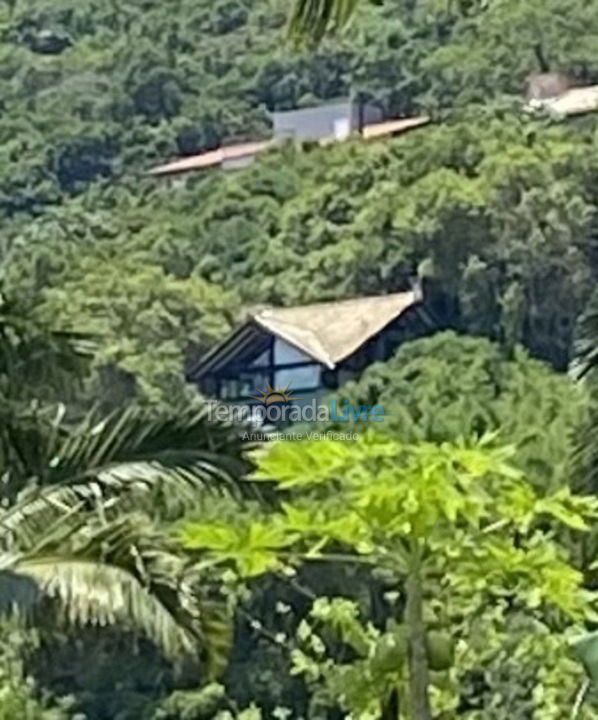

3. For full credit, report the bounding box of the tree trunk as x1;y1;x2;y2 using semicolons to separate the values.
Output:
405;561;432;720
379;687;399;720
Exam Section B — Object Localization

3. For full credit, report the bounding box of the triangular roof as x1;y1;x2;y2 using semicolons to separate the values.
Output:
190;291;419;379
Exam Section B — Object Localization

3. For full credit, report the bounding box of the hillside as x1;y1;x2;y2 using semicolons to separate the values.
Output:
3;0;598;204
3;0;598;403
3;1;598;719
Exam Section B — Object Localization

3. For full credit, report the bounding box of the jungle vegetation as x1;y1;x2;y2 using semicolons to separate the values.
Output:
3;0;598;718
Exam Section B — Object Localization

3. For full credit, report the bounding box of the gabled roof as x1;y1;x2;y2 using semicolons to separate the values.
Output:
190;291;419;379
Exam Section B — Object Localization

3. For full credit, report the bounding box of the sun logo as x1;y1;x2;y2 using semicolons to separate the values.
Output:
247;381;297;406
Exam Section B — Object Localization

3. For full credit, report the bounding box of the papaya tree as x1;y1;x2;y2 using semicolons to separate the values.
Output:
180;433;598;719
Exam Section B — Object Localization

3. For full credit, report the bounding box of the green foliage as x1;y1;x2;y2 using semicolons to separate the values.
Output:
181;520;291;577
0;299;253;715
152;683;226;720
4;1;598;393
334;332;587;488
38;259;239;405
0;624;72;720
0;683;68;720
0;401;250;667
182;434;598;717
3;0;598;716
14;110;594;382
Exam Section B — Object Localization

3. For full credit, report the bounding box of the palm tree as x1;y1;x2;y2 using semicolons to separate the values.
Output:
0;404;251;670
0;290;251;672
571;287;598;494
572;287;598;383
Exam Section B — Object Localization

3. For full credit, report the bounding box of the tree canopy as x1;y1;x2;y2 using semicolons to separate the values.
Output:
4;0;598;717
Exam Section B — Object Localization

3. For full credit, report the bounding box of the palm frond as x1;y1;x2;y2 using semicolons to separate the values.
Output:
39;404;251;488
0;514;234;674
572;287;598;380
289;0;360;43
0;498;88;556
0;302;246;672
0;403;257;548
4;557;200;660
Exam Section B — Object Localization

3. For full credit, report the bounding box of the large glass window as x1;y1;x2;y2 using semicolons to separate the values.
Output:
250;349;270;367
218;379;239;399
217;337;323;400
273;338;311;365
275;364;320;390
240;371;269;395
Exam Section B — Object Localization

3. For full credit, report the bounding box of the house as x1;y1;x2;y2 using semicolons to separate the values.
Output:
528;84;598;116
147;98;430;177
187;291;428;414
525;72;574;101
271;97;383;142
524;73;598;116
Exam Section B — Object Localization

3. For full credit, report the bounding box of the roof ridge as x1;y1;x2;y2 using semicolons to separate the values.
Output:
253;290;414;315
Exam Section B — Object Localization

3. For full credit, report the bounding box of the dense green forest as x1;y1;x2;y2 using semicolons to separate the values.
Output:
4;0;598;717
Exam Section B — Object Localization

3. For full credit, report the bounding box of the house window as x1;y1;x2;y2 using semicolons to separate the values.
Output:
219;379;239;399
275;364;320;390
250;349;270;367
241;371;269;395
215;337;324;401
273;338;311;364
217;374;261;399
